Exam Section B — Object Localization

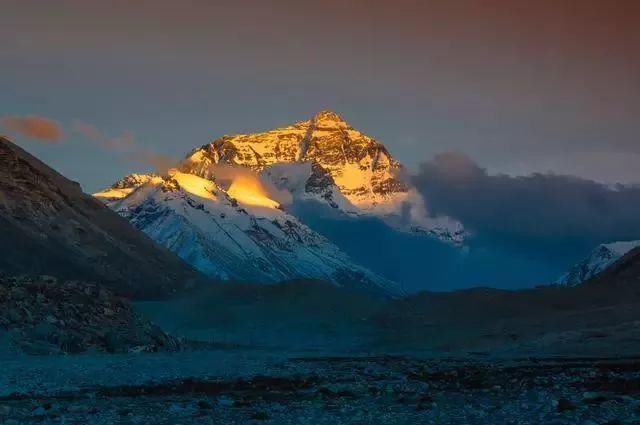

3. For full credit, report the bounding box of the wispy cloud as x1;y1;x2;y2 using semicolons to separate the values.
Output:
0;115;62;143
72;120;136;151
73;120;176;173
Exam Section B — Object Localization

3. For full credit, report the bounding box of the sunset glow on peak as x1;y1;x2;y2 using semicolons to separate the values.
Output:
227;174;280;209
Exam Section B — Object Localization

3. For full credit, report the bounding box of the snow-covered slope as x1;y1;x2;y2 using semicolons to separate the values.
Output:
94;173;157;203
556;240;640;286
103;170;401;297
182;110;464;243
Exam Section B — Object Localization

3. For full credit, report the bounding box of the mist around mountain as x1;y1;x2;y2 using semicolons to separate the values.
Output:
289;200;583;292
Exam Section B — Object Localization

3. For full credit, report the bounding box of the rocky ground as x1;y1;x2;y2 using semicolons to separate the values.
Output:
0;275;180;354
1;353;640;424
3;276;640;424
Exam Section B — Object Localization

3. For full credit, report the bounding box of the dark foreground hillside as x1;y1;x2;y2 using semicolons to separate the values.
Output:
0;137;203;298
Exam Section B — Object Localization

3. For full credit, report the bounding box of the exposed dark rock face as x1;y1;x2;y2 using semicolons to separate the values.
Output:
0;136;203;299
0;275;180;354
305;162;340;207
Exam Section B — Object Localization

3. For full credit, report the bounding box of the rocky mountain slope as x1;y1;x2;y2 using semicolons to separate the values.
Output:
556;240;640;286
182;110;464;243
0;136;203;299
100;170;400;297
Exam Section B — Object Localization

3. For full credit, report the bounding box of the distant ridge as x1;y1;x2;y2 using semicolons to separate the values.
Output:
556;240;640;286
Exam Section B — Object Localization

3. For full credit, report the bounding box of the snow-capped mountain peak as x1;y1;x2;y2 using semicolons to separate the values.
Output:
556;240;640;286
92;111;470;296
182;110;406;207
182;110;464;243
97;170;401;297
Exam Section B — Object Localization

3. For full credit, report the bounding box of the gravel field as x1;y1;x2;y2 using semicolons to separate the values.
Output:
2;351;640;424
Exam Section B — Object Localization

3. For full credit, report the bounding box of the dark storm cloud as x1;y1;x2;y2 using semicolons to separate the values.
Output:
0;115;62;143
413;152;640;244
